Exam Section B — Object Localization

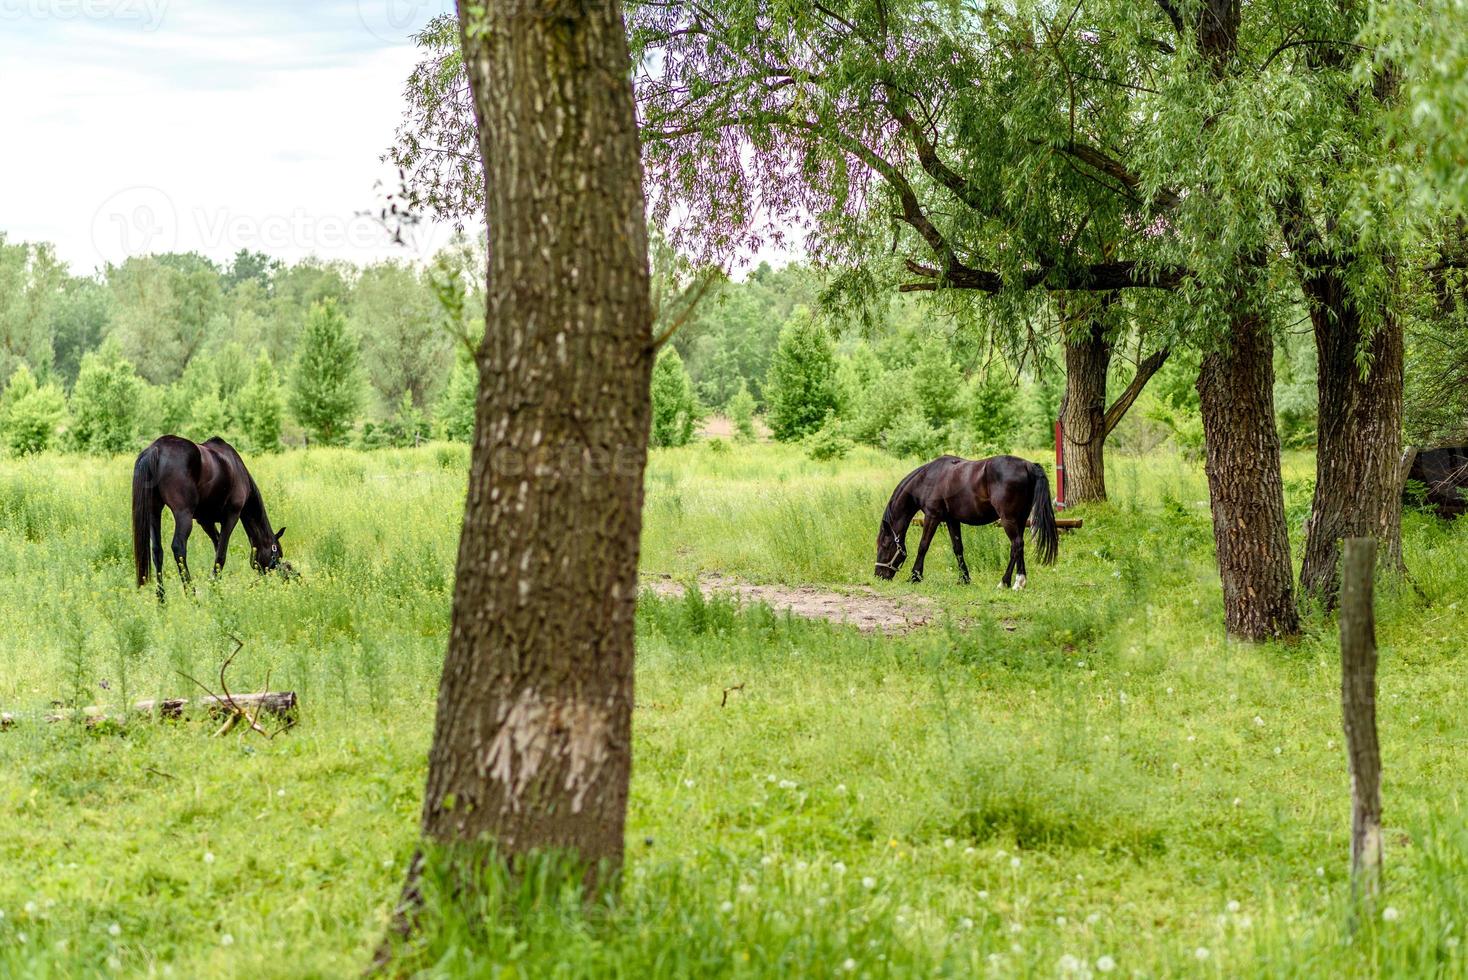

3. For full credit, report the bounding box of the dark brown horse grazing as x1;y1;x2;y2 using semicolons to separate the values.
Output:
133;436;286;596
874;455;1058;589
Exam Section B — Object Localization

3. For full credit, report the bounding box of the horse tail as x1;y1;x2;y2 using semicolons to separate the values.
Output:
133;448;157;587
1029;462;1059;566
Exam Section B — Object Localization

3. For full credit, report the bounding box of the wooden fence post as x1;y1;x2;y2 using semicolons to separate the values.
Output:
1340;536;1383;905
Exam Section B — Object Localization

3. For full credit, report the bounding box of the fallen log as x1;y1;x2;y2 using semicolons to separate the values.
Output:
0;692;298;728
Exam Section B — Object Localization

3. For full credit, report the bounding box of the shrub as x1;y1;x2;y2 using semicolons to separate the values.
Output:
289;299;363;446
805;422;854;461
436;353;479;443
0;365;66;455
68;340;144;454
237;351;284;452
764;307;838;441
965;367;1020;450
726;380;757;442
650;347;699;448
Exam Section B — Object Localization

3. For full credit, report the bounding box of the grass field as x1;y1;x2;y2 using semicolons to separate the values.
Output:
0;441;1465;977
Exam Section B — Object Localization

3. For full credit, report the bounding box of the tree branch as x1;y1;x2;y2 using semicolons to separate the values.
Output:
1104;346;1171;434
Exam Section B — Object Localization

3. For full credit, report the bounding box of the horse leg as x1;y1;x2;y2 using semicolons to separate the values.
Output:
1001;518;1027;590
171;510;195;589
910;514;940;583
201;523;220;575
946;520;970;584
151;503;167;601
214;514;240;575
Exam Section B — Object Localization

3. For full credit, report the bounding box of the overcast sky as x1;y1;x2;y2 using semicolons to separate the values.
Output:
0;0;459;274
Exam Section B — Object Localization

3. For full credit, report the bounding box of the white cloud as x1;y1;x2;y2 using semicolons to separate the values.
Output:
0;0;458;273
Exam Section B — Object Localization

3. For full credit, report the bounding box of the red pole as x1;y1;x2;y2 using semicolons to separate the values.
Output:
1054;419;1066;510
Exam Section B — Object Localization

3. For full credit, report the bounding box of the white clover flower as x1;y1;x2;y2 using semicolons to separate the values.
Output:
796;860;809;872
220;933;234;946
832;861;847;875
1010;856;1022;869
1226;900;1241;913
978;890;989;900
766;774;776;783
720;900;734;913
108;923;121;937
1253;716;1265;727
684;778;695;789
1274;746;1283;756
779;779;797;790
1086;913;1101;925
960;917;974;929
1055;916;1067;926
1383;906;1401;922
1009;922;1023;934
862;876;876;890
107;957;122;971
1195;947;1211;961
1096;954;1116;973
17;932;28;944
1058;953;1082;972
944;838;955;849
276;788;285;797
204;852;216;864
835;784;847;795
842;958;857;972
1233;798;1242;807
760;855;773;867
1316;867;1325;877
24;902;36;914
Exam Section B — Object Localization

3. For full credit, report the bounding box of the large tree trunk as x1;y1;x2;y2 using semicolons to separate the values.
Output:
1296;276;1405;605
1196;312;1301;640
384;0;653;944
1060;318;1111;504
1059;297;1169;505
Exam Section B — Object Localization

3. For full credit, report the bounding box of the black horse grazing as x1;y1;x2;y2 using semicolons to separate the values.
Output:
874;455;1058;589
132;436;286;596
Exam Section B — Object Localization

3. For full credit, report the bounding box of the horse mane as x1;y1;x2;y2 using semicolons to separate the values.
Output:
882;461;932;528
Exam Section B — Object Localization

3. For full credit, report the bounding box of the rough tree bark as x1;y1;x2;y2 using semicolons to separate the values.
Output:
382;0;654;949
1058;298;1169;504
1196;312;1301;640
1289;257;1406;605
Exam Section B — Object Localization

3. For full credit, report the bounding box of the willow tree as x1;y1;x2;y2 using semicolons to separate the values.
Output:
379;0;654;960
627;0;1305;638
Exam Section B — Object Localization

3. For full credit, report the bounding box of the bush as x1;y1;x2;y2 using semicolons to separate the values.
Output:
726;380;757;442
68;340;144;454
911;340;964;428
362;391;433;449
237;351;284;452
0;365;66;455
965;367;1020;450
290;299;363;446
436;353;479;443
805;422;854;461
650;347;699;448
764;307;838;441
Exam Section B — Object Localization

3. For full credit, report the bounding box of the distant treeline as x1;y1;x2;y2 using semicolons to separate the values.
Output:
0;232;1324;459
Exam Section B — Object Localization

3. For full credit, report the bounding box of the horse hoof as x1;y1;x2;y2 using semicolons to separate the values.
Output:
1012;575;1027;591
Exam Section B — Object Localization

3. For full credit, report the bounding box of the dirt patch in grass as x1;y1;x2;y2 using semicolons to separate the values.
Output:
641;573;936;633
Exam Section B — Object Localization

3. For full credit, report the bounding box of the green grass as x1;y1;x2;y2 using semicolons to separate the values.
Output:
0;441;1465;977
